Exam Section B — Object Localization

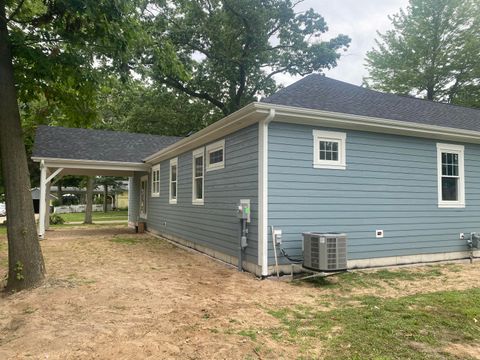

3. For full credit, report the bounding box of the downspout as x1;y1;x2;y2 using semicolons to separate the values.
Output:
258;108;275;277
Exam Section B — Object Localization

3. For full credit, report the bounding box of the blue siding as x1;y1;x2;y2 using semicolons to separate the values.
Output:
146;125;259;264
268;122;480;264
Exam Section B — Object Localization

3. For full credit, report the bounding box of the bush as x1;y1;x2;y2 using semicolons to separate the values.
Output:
49;214;65;225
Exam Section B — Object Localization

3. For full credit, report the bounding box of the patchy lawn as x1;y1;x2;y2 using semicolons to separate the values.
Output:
0;226;479;359
57;210;128;223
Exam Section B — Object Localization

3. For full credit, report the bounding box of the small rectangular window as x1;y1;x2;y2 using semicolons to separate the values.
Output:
437;143;464;208
169;158;178;204
151;164;160;197
206;139;225;171
313;130;346;169
192;148;204;205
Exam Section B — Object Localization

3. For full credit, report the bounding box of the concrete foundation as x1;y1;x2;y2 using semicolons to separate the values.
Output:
145;228;480;277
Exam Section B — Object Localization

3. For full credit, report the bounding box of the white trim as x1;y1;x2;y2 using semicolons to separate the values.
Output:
46;167;64;183
31;157;148;172
205;139;225;171
258;109;275;276
151;164;160;197
169;158;178;204
139;175;148;219
144;104;259;164
192;147;205;205
257;103;480;143
436;143;465;208
144;102;480;165
312;130;346;170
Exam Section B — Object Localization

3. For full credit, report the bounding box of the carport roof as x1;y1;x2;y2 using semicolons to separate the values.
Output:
32;126;182;163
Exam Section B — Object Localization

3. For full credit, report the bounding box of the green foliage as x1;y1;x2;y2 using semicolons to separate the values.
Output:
96;79;221;136
7;0;146;126
146;0;350;115
365;0;480;107
49;214;65;225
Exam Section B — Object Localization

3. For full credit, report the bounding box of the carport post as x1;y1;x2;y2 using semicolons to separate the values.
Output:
39;160;47;238
44;181;51;231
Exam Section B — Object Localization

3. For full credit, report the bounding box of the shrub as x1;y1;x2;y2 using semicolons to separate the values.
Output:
49;214;65;225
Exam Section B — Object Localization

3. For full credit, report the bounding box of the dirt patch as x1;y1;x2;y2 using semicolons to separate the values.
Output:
443;343;480;359
0;226;479;359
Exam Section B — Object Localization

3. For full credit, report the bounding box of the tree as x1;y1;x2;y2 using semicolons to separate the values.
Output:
95;177;123;213
0;0;45;290
96;79;222;136
1;0;145;290
84;177;94;224
365;0;480;106
146;0;350;116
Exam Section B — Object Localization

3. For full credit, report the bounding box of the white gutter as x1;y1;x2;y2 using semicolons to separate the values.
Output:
255;103;480;143
258;109;275;277
31;157;149;172
145;102;480;166
144;103;260;164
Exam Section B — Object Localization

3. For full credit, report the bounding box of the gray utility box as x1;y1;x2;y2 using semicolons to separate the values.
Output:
303;232;347;272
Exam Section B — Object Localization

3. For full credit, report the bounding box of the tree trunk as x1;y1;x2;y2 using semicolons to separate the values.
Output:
0;1;46;291
84;176;93;224
103;184;108;213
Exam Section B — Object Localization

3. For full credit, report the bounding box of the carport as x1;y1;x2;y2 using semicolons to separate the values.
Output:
32;126;181;238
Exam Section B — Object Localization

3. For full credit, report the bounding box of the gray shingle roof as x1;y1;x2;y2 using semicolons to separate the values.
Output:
261;74;480;132
32;126;182;163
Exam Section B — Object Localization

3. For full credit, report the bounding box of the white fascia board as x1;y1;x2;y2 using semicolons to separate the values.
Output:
31;157;149;172
145;101;480;165
144;103;263;164
255;103;480;143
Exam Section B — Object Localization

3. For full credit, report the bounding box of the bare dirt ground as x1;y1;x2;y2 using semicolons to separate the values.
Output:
0;225;479;359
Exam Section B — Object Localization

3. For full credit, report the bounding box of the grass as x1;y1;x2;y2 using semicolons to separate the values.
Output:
110;236;139;245
297;266;446;291
58;210;128;223
0;225;6;236
263;288;480;359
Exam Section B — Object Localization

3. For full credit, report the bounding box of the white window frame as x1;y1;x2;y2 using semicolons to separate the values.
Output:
206;139;225;171
192;147;205;205
169;158;178;204
151;164;160;197
313;130;347;170
437;143;465;208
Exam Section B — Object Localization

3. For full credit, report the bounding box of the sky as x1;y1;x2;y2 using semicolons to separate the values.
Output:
274;0;410;87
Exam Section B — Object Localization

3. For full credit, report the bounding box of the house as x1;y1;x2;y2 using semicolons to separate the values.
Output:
33;75;480;276
30;188;57;213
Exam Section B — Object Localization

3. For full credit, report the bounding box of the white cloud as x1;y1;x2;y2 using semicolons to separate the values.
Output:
274;0;410;86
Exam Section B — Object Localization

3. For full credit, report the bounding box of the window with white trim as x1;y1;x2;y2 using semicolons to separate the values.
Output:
206;139;225;171
437;143;465;208
169;158;178;204
313;130;346;169
192;148;204;205
151;164;160;197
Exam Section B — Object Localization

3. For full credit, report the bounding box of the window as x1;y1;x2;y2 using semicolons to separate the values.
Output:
206;139;225;171
313;130;346;169
437;143;465;208
192;148;204;205
151;164;160;197
169;158;178;204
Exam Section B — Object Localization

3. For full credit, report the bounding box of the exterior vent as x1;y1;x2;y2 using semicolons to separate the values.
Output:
302;232;347;272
